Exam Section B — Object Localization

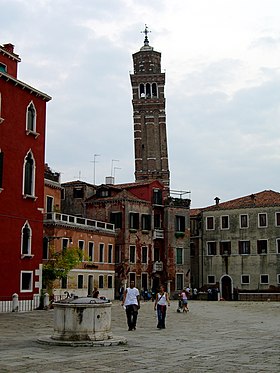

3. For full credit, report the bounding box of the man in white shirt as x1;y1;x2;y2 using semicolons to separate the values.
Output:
122;281;140;331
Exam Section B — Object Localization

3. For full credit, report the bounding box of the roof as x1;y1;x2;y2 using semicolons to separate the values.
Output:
202;190;280;212
0;71;51;101
86;189;149;204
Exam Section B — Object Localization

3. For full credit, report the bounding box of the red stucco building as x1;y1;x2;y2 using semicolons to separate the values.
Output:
0;43;51;298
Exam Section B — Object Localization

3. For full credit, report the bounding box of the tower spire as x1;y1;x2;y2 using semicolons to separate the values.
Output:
141;24;151;46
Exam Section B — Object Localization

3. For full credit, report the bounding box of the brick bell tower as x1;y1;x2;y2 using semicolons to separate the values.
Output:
130;25;170;193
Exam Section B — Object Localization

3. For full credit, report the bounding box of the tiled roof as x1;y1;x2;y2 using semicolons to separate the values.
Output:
202;190;280;211
190;209;202;216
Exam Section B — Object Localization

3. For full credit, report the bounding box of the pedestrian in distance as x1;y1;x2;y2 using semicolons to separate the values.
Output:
122;281;140;331
92;287;99;298
154;285;170;329
180;289;189;312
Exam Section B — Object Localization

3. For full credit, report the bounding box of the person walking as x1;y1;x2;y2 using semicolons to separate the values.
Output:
122;281;140;331
154;285;170;329
180;289;189;312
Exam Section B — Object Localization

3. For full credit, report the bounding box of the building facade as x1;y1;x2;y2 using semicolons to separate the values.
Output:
191;190;280;300
0;43;51;298
44;167;116;299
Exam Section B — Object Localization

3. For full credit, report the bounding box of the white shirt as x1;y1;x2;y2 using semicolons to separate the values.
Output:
124;287;139;306
157;292;168;306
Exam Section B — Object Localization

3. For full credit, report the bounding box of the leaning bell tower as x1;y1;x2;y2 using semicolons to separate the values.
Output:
130;25;170;192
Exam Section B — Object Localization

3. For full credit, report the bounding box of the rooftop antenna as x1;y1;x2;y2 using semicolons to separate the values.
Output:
114;167;121;181
111;159;119;177
90;154;100;185
74;171;82;180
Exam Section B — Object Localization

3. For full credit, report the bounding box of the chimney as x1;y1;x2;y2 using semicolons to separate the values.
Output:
105;176;114;185
214;197;220;206
3;43;15;54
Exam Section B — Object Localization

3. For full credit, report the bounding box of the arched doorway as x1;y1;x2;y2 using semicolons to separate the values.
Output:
220;275;232;300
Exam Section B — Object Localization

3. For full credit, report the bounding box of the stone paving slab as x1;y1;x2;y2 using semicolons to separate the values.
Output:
0;300;279;372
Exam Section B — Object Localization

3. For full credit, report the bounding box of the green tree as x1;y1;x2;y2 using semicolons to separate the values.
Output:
43;245;83;295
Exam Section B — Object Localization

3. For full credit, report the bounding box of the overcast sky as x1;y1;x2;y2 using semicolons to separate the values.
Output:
2;0;280;208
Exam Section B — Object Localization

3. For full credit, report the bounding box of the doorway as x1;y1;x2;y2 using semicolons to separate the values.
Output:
221;275;232;300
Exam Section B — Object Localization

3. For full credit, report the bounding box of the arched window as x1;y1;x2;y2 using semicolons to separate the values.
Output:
146;83;151;98
140;83;145;98
21;221;32;256
26;102;36;132
152;83;158;98
23;151;35;196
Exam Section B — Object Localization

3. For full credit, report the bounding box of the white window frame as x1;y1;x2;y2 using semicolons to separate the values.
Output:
26;101;38;135
240;214;249;229
176;273;184;291
258;213;268;228
276;239;280;254
108;244;113;263
99;243;104;263
88;241;94;261
176;247;183;265
141;246;148;264
260;274;269;284
129;245;136;264
241;274;250;284
77;274;84;289
99;275;104;288
107;275;113;289
275;212;280;227
277;274;280;285
207;241;217;256
20;271;33;292
21;221;33;257
78;240;85;261
206;216;215;230
220;215;229;230
207;275;216;284
22;149;36;198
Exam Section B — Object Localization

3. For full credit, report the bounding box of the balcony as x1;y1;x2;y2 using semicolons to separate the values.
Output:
44;212;115;233
153;229;164;239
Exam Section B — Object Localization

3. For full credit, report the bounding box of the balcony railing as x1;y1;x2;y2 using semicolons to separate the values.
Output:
44;212;115;232
153;229;164;239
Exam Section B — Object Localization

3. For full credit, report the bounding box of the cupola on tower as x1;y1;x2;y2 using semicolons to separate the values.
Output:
130;25;170;192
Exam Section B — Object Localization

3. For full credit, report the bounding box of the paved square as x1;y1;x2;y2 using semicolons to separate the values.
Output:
0;300;279;372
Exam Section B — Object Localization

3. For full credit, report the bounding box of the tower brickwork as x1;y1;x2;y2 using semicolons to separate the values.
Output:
130;26;170;193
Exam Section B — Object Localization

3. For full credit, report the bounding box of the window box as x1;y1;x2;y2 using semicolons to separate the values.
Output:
175;232;185;239
21;254;34;259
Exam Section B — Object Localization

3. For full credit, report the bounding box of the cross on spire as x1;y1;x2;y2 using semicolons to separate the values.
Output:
141;24;151;46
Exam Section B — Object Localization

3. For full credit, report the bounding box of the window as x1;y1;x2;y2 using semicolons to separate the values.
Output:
46;196;53;219
240;214;249;228
154;247;160;262
258;213;267;228
175;216;185;232
98;275;104;288
0;150;3;189
110;212;122;228
115;245;121;263
141;214;151;230
26;102;36;132
99;243;104;262
0;62;7;73
206;216;214;230
221;215;229;229
129;212;139;229
277;274;280;284
77;275;83;289
61;277;67;289
108;275;113;289
207;242;216;256
88;242;94;261
129;272;136;284
62;238;69;253
43;237;48;259
239;241;250;255
78;240;85;261
154;213;162;228
21;271;33;291
23;151;35;196
276;239;280;254
142;273;148;290
276;212;280;226
260;274;269;284
21;222;32;256
153;189;162;205
257;240;268;254
207;275;216;284
190;241;195;257
108;244;113;263
220;241;231;256
142;246;148;264
61;188;65;200
129;245;136;263
73;187;84;198
176;248;183;264
176;273;184;291
241;275;250;284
